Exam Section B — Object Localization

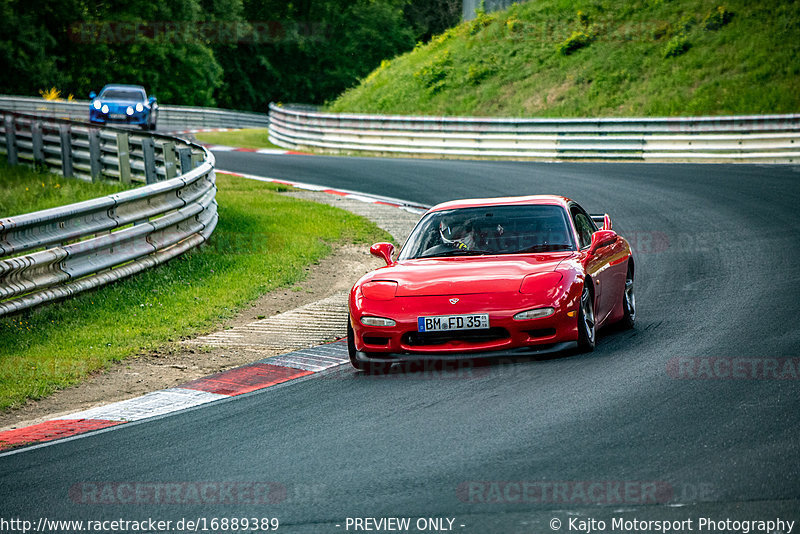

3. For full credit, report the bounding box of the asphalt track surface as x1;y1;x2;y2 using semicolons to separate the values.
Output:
2;153;799;533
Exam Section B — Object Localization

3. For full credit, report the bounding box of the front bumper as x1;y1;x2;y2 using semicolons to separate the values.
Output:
352;341;578;364
350;291;581;358
90;109;149;126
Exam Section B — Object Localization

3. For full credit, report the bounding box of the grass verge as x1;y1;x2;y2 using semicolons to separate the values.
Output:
193;128;285;150
0;159;129;217
0;166;390;412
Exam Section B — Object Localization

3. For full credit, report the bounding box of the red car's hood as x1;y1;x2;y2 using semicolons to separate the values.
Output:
363;253;575;296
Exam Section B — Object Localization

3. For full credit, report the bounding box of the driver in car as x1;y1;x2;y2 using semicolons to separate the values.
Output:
439;220;505;252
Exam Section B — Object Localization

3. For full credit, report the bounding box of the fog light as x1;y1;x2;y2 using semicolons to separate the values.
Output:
361;316;396;327
513;307;555;320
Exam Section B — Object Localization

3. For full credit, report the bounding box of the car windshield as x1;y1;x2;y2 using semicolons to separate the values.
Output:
399;204;576;260
100;88;145;101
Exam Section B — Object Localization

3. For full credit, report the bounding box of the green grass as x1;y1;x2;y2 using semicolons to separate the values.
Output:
329;0;800;117
0;160;129;217
0;167;391;411
194;128;285;150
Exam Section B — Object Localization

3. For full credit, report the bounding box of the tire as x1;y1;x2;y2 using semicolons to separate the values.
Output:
577;282;596;352
619;262;636;330
347;320;391;374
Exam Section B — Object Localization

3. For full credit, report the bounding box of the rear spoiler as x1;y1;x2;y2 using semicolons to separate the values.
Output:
590;213;611;230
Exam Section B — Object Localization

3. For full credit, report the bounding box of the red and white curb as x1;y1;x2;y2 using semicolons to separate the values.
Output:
216;170;428;213
0;341;349;453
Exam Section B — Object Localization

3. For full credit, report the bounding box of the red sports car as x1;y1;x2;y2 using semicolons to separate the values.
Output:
348;195;635;372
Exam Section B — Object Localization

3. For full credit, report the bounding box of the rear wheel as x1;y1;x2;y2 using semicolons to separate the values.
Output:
577;282;596;352
619;263;636;330
347;320;391;373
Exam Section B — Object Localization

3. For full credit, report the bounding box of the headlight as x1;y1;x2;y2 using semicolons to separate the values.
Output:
361;316;396;327
93;100;101;110
101;105;109;114
126;106;134;116
135;102;144;112
513;308;555;320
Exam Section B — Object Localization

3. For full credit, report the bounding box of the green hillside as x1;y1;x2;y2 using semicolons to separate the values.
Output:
329;0;800;117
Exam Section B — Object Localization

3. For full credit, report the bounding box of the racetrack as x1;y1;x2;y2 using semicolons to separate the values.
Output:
2;153;799;532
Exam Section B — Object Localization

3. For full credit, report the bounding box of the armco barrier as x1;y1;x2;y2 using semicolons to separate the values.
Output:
268;103;800;163
0;95;269;130
0;111;218;317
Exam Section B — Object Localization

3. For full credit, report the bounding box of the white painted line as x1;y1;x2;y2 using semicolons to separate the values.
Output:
60;388;228;422
344;194;379;204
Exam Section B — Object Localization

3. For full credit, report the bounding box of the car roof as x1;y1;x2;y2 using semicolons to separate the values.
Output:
428;195;572;213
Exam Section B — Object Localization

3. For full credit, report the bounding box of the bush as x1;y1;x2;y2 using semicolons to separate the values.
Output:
506;17;523;33
703;6;734;30
466;62;496;85
663;34;691;58
558;30;593;55
414;51;453;93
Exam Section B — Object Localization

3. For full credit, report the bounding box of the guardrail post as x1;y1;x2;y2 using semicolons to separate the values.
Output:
4;115;17;165
59;124;73;178
88;128;102;181
162;141;177;180
177;147;193;174
190;152;203;169
31;121;45;165
116;132;132;185
141;137;157;184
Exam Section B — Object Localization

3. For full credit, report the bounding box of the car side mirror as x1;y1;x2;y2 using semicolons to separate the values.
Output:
603;214;612;231
149;96;157;105
89;91;96;99
588;230;617;255
370;242;395;266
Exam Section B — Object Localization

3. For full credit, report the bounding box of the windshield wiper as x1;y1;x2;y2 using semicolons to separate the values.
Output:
512;244;573;253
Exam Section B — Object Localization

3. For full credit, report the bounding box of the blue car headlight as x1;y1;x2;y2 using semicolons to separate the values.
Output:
93;100;101;110
101;105;109;114
135;103;144;112
126;106;134;116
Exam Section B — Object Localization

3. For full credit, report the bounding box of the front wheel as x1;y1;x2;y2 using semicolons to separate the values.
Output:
347;320;392;373
577;282;596;352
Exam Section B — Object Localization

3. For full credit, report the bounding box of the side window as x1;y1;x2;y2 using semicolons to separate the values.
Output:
571;207;596;249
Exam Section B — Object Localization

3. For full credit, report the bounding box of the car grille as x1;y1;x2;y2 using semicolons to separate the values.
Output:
526;328;556;339
363;336;390;346
402;327;510;347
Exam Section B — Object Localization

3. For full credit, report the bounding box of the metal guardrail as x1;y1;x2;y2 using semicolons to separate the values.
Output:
0;96;269;130
268;104;800;163
0;111;218;317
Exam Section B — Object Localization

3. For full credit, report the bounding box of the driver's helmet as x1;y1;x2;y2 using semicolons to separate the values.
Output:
439;219;476;249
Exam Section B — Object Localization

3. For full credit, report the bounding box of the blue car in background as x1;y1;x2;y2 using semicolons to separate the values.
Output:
89;84;158;130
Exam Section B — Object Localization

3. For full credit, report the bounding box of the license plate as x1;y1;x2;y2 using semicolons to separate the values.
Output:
418;314;489;332
109;113;125;120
